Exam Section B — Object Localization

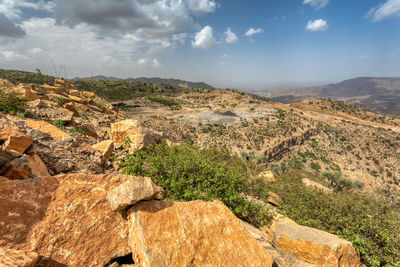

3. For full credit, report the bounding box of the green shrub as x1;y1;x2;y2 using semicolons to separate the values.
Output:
0;91;27;116
268;170;400;267
69;128;85;136
52;119;65;128
119;143;271;227
145;95;182;109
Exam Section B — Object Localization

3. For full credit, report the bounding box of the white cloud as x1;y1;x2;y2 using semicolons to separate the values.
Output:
0;0;54;19
187;0;218;16
224;27;238;43
192;25;216;49
245;28;264;37
303;0;330;10
367;0;400;21
0;17;177;77
306;19;328;31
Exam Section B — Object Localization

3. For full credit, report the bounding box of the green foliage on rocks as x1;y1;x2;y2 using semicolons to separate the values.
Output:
268;170;400;267
0;91;27;116
119;142;271;227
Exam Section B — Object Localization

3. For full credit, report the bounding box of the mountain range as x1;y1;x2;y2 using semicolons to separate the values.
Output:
264;77;400;115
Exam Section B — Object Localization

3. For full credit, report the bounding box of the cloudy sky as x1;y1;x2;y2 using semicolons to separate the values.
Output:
0;0;399;89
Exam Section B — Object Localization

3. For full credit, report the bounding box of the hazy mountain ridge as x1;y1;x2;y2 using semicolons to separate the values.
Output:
267;77;400;115
75;75;214;89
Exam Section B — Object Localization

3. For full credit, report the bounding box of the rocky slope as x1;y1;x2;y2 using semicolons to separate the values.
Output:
0;77;363;266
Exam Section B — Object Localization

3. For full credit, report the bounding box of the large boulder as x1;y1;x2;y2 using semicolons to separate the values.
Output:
107;177;163;212
3;135;33;154
111;119;160;151
0;117;24;141
0;247;39;267
0;174;138;266
242;221;315;267
0;153;49;180
127;200;274;267
268;220;360;266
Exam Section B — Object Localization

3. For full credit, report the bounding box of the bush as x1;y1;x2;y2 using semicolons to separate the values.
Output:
52;119;65;128
268;170;400;267
0;91;27;116
119;142;271;227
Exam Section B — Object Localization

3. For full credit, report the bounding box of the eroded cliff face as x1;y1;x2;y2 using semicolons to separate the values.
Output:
264;128;318;162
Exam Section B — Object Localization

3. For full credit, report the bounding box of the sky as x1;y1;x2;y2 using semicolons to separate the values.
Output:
0;0;399;89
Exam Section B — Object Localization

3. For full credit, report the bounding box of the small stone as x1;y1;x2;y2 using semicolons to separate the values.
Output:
92;140;114;160
267;192;282;206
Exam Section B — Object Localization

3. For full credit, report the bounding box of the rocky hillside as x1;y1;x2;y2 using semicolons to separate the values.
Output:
0;74;399;266
267;77;400;115
76;75;214;89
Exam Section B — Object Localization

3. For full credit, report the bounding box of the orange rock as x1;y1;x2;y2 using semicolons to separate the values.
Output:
25;88;38;101
270;220;360;266
0;118;24;141
0;247;39;267
91;140;114;159
1;153;49;180
111;119;160;150
54;78;67;88
23;119;71;140
69;89;81;97
107;177;163;211
68;95;85;104
0;174;133;266
82;91;96;98
43;84;65;94
3;135;33;154
128;200;273;267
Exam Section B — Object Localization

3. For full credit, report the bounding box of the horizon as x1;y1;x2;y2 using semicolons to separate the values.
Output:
0;0;399;89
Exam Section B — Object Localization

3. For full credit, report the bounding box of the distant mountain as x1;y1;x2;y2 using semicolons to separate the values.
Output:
267;77;400;115
74;75;214;89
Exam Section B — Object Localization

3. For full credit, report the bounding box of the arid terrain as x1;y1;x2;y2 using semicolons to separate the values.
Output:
1;69;399;266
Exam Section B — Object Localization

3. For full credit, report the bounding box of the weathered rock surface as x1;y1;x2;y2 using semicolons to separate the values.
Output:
242;221;315;267
267;192;282;206
269;220;360;266
0;174;134;266
128;200;273;267
3;135;33;153
0;150;21;168
256;170;276;182
302;178;333;193
264;128;318;163
0;154;49;180
0;247;39;267
23;119;71;140
107;177;163;212
111;119;160;151
0;118;24;141
92;140;114;160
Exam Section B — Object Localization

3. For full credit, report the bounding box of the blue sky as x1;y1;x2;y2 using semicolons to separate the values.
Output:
0;0;399;89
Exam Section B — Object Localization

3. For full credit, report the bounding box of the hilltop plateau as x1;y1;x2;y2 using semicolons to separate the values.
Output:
0;69;399;266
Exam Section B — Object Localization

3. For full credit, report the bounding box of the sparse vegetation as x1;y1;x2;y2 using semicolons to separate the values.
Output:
0;91;27;116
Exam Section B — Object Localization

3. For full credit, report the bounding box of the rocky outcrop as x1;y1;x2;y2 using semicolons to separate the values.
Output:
0;153;49;180
256;170;276;182
3;135;32;154
0;174;136;266
267;219;360;266
107;177;163;212
302;178;333;193
242;221;315;267
92;139;114;160
264;128;318;163
0;247;39;267
127;200;274;267
111;119;161;151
